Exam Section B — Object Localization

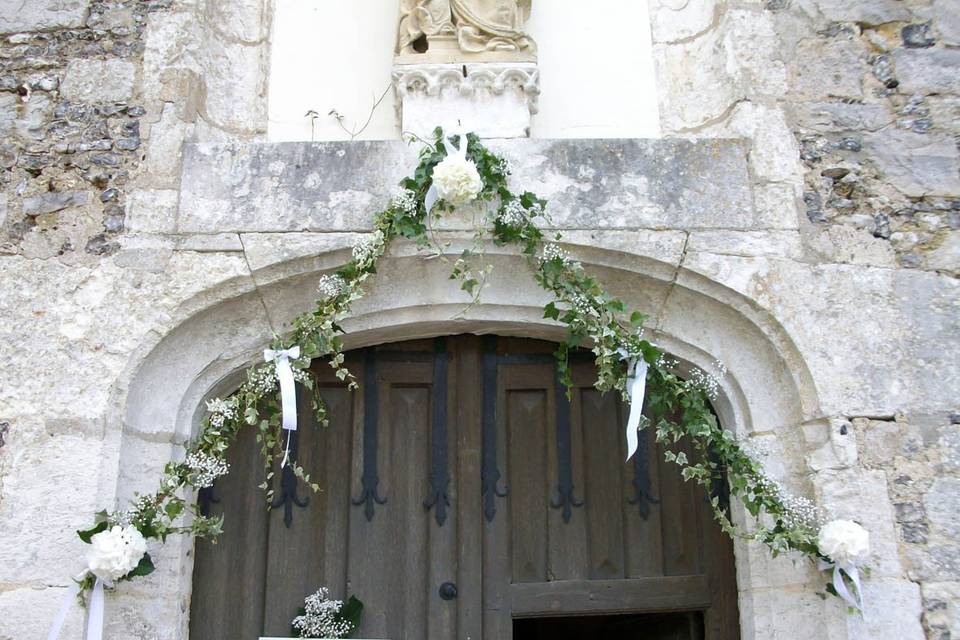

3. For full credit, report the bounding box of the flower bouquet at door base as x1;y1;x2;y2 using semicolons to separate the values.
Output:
256;587;365;640
817;519;871;613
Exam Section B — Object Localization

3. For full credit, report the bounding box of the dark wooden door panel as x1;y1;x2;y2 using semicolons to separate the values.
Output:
189;335;740;640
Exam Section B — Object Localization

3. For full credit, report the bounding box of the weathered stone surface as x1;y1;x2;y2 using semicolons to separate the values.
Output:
649;0;718;43
791;34;866;100
922;581;960;637
812;0;912;26
925;477;960;539
933;0;960;46
0;0;90;34
179;139;756;232
846;580;926;640
788;102;892;133
863;130;960;197
22;190;89;216
60;59;136;103
893;48;960;95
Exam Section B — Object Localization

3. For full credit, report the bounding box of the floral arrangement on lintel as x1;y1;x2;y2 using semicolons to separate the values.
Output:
62;127;869;622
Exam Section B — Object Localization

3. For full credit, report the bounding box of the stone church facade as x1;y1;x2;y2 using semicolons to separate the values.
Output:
0;1;957;639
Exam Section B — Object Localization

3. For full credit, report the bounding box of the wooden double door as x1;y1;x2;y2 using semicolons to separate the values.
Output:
190;335;739;640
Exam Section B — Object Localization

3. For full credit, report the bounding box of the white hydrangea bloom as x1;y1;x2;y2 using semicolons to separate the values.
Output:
818;519;870;565
87;525;148;581
432;155;483;206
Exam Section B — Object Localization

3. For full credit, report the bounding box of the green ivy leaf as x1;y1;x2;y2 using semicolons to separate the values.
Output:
77;521;108;544
124;553;155;579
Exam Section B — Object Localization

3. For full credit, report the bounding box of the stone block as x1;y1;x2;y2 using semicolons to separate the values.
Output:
125;189;179;234
807;418;858;470
893;48;960;95
863;130;960;197
845;579;925;640
649;0;718;43
178;138;756;233
933;0;960;45
787;101;892;133
923;229;959;274
924;477;960;539
815;469;902;577
0;0;90;34
856;417;905;466
654;27;741;131
60;59;136;103
724;102;804;184
687;230;803;259
813;0;912;26
791;35;866;100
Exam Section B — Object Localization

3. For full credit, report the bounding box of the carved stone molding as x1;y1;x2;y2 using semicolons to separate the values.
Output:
392;62;540;139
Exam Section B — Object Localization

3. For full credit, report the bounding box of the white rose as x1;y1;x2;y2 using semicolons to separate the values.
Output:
818;519;870;566
432;155;483;206
86;525;148;581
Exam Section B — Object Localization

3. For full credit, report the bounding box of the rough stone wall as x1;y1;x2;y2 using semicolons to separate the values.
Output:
651;1;959;638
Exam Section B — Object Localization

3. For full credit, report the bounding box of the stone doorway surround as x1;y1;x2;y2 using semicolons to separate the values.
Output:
97;137;857;639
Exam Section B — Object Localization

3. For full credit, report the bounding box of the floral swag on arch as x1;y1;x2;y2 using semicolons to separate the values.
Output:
51;129;871;639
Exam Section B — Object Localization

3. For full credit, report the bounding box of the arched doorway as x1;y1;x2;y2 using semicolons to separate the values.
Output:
189;334;739;639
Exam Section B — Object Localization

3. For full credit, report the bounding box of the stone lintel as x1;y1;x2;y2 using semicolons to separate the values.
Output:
178;138;755;233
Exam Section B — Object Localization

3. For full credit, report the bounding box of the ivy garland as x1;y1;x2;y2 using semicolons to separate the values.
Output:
72;128;861;609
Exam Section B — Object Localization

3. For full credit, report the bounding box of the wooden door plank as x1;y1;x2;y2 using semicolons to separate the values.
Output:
262;385;328;635
483;340;512;640
547;376;588;582
189;421;269;639
510;575;712;616
621;406;665;578
657;437;700;576
580;388;627;580
321;384;355;603
455;335;483;640
504;371;549;583
428;340;458;640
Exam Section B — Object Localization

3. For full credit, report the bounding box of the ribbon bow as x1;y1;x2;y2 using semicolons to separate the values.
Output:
424;126;470;213
818;559;865;612
264;346;301;467
620;350;650;462
47;574;105;640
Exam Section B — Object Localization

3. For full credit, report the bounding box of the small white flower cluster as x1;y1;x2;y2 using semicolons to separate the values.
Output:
656;354;679;369
390;188;419;214
185;451;230;488
818;519;871;566
248;365;310;396
683;361;726;400
498;199;528;226
496;156;512;175
317;274;345;300
292;588;353;639
86;525;148;582
527;201;544;217
432;155;483;206
755;471;824;531
205;397;238;429
569;291;596;317
352;230;385;267
541;243;570;264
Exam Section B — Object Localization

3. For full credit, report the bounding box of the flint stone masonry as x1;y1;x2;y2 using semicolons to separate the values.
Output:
179;139;756;233
0;0;90;33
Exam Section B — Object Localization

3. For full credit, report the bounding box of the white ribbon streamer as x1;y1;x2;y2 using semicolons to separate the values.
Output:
424;126;470;213
622;353;649;462
47;575;105;640
818;559;865;611
264;346;301;468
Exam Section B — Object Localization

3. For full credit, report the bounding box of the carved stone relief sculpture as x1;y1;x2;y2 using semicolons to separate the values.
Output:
397;0;535;61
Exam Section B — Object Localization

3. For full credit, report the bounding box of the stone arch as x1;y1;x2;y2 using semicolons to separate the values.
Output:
101;237;828;638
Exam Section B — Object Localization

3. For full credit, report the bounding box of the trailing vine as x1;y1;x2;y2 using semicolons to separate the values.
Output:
71;127;864;611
